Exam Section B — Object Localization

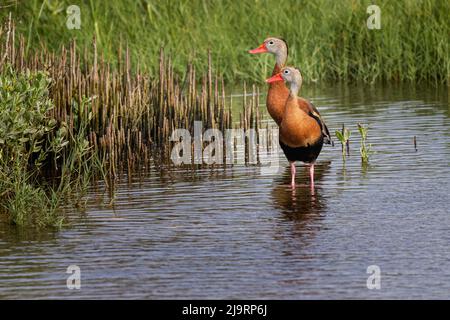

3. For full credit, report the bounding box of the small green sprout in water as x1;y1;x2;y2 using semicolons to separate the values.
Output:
335;125;351;160
357;123;373;163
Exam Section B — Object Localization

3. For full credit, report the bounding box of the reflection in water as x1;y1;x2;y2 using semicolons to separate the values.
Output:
271;161;331;217
270;161;331;247
0;221;57;245
268;161;331;264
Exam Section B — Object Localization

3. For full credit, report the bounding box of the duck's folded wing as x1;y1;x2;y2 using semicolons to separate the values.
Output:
307;102;334;146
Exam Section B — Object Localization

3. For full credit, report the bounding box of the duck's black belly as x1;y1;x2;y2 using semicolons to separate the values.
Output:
279;136;323;163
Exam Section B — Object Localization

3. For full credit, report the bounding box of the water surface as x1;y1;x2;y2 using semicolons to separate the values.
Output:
0;83;449;299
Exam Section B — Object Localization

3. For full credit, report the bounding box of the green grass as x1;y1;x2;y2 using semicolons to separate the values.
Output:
1;0;448;84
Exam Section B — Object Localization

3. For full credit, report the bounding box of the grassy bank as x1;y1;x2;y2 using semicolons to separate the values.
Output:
1;0;448;83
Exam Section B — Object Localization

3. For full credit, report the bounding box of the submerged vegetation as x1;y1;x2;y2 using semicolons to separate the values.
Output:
1;0;448;84
335;125;351;161
335;124;373;164
357;123;373;163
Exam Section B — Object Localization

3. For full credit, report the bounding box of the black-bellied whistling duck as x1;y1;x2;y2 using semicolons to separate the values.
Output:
249;37;332;146
266;67;324;190
249;37;288;125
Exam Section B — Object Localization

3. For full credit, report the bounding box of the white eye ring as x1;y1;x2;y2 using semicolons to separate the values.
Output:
268;41;274;45
284;70;289;74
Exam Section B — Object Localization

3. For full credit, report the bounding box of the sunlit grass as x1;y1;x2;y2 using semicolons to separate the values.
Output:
1;0;448;84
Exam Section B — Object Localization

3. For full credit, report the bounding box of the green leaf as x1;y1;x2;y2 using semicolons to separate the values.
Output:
48;119;57;127
344;129;351;139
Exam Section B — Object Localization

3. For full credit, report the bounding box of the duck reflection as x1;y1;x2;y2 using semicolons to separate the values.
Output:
271;160;331;232
270;161;331;256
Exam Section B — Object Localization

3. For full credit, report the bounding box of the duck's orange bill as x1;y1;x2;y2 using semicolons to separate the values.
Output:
248;43;268;54
266;73;283;83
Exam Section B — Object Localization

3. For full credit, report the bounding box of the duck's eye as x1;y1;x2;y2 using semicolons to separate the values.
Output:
284;70;289;74
269;41;274;45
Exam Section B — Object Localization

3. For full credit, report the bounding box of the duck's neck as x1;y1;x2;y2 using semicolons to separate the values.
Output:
271;64;281;76
275;47;288;69
289;83;300;99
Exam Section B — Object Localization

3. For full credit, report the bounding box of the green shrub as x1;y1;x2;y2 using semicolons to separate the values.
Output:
0;65;67;227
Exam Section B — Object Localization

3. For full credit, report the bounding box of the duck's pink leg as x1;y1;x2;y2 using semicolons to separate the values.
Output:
290;161;296;188
309;163;315;193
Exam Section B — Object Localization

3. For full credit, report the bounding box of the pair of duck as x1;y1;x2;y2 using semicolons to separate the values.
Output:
249;37;333;190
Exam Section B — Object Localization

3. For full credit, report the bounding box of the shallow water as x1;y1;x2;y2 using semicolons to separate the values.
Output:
1;83;449;299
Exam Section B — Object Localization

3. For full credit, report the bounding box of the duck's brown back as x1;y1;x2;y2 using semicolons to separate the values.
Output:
280;96;322;148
